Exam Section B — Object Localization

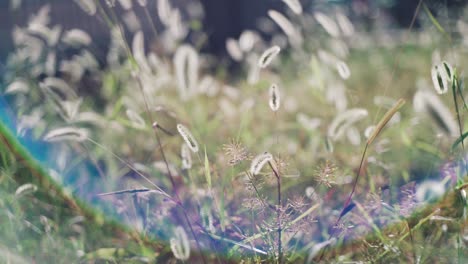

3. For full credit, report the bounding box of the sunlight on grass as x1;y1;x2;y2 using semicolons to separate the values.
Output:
1;0;468;263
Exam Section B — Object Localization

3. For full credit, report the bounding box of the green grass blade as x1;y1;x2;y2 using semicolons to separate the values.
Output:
204;146;212;190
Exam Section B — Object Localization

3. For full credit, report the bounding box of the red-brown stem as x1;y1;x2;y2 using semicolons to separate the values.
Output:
268;161;282;264
135;76;207;264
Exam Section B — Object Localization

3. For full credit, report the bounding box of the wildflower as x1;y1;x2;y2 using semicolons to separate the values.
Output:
315;160;337;188
222;140;250;166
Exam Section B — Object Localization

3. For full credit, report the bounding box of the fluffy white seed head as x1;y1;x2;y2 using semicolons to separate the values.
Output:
269;83;281;112
170;226;190;261
250;152;273;175
414;90;458;136
226;38;243;61
239;30;257;52
268;10;302;45
336;12;355;36
328;108;368;141
73;0;96;15
336;61;351;80
43;127;88;142
314;12;340;38
177;124;199;153
126;109;146;129
282;0;302;14
258;45;281;68
181;144;192;169
174;45;199;100
431;63;450;94
62;29;91;47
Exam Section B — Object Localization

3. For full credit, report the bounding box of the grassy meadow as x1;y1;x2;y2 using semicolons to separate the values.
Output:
1;0;468;263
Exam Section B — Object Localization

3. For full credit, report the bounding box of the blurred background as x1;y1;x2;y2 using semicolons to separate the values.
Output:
1;0;466;63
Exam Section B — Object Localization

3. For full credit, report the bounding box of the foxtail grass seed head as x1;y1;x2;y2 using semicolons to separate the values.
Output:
177;124;199;153
366;98;405;145
239;30;256;52
105;0;116;7
250;152;273;175
158;0;173;26
336;61;351;79
431;63;450;94
62;29;92;47
126;109;146;129
40;77;78;99
132;31;151;73
414;90;458;137
314;12;340;37
336;12;355;36
118;0;132;10
6;79;29;94
442;61;454;81
74;0;96;15
15;183;38;197
282;0;302;14
268;10;302;46
269;83;281;112
226;38;243;61
43;127;88;142
174;45;199;100
181;144;192;169
170;226;190;261
258;45;281;68
328;108;368;141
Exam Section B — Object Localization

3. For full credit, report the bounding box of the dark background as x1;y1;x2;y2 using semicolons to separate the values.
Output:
0;0;466;64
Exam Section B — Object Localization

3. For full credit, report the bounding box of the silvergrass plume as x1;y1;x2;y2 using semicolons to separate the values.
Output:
177;124;199;153
367;98;405;145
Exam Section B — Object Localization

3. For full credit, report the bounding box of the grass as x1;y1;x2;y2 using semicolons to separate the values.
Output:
2;0;468;263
